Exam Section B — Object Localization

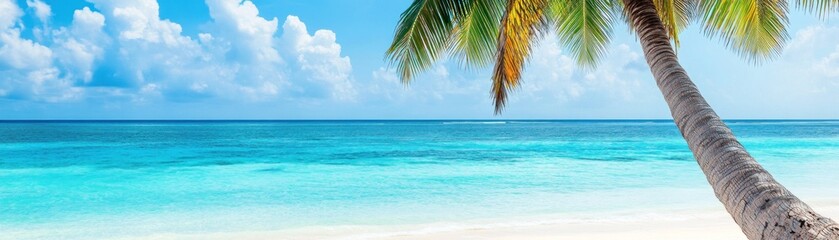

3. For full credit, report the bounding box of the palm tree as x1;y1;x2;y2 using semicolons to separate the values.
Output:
385;0;839;239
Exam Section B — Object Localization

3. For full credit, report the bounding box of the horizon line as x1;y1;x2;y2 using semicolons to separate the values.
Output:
1;118;837;121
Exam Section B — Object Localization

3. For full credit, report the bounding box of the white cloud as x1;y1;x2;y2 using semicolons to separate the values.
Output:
814;47;839;78
369;67;409;101
68;7;107;39
26;0;51;23
0;0;80;102
88;0;188;46
280;16;356;101
781;25;839;91
789;26;839;80
519;36;579;102
26;67;83;102
203;0;285;101
0;0;22;30
205;0;280;63
517;35;646;107
81;0;215;104
0;29;52;69
369;63;483;104
0;0;357;105
52;7;108;83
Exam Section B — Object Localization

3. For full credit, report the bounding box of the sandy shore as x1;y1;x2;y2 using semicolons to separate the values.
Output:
125;200;839;240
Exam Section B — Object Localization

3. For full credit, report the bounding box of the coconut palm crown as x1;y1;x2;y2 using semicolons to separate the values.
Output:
386;0;839;239
386;0;838;113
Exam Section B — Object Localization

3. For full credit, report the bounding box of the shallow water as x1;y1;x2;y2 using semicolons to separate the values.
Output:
1;120;837;239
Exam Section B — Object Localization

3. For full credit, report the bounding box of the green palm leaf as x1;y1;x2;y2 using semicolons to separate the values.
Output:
452;0;506;68
700;0;789;62
796;0;839;18
492;0;548;114
549;0;617;67
385;0;470;82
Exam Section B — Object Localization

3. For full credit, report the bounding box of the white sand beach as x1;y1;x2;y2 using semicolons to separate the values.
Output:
120;201;839;240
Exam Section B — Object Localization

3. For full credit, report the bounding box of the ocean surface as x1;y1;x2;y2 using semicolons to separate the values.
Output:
1;120;837;239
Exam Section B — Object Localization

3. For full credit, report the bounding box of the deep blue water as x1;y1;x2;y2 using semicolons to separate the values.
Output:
0;120;837;239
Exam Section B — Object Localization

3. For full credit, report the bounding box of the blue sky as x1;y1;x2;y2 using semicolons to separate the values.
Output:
0;0;837;119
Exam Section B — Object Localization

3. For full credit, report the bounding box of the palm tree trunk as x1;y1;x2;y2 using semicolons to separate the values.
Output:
621;0;839;239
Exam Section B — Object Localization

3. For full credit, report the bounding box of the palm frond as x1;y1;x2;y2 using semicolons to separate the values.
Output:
796;0;839;18
385;0;470;82
699;0;789;62
652;0;696;48
549;0;617;67
452;0;505;68
492;0;548;114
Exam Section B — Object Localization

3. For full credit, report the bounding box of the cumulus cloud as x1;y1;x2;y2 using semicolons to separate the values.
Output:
84;0;237;105
88;0;189;45
52;7;108;84
0;29;52;69
0;0;22;30
0;0;81;102
0;0;356;105
205;0;280;63
26;0;51;23
280;16;356;101
203;0;286;101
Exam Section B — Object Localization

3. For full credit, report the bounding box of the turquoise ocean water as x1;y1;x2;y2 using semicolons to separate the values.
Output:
1;120;838;239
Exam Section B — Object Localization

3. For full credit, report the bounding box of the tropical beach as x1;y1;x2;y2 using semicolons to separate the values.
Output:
2;121;838;239
2;0;839;239
140;205;839;240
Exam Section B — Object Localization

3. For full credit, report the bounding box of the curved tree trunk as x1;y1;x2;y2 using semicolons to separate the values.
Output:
621;0;839;239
